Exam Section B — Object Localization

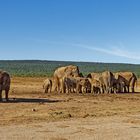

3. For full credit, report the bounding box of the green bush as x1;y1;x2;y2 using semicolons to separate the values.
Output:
0;60;140;77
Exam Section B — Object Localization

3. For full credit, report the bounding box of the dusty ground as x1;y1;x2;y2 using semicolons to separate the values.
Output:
0;77;140;140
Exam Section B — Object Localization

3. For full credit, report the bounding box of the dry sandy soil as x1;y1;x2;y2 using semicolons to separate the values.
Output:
1;77;140;140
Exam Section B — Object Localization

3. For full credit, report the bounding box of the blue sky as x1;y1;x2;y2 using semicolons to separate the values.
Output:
0;0;140;64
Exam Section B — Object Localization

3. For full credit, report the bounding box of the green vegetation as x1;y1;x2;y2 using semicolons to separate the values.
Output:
0;60;140;77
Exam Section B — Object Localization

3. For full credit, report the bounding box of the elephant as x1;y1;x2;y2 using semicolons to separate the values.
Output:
0;71;11;101
54;65;80;78
87;72;104;93
87;71;114;94
62;76;90;94
75;77;91;94
101;71;115;94
88;78;101;94
114;72;137;93
53;65;80;93
43;78;52;93
113;73;128;93
62;76;77;93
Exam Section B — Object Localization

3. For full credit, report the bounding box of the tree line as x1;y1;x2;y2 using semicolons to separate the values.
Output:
0;60;140;77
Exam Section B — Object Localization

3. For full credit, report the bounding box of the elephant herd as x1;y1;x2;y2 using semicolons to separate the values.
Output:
0;65;138;101
43;65;137;94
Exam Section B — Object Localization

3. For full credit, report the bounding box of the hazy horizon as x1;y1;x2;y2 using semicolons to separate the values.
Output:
0;59;139;65
1;0;140;64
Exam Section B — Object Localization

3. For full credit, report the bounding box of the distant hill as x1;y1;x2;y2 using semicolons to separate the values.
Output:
0;60;140;77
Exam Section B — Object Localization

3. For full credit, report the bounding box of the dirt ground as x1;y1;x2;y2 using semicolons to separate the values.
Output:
1;77;140;140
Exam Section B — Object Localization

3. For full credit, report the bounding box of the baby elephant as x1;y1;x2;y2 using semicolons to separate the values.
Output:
43;78;52;93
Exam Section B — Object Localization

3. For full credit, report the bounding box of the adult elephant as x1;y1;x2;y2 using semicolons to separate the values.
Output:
87;71;115;93
53;65;80;93
115;72;137;93
0;71;11;101
102;71;115;93
113;73;128;93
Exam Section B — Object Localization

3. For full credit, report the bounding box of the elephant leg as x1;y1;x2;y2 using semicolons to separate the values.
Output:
46;86;49;93
56;84;59;93
59;82;62;93
120;86;123;93
119;85;122;93
95;87;98;95
44;87;47;93
132;87;135;93
72;87;75;93
76;85;80;94
124;86;127;93
0;90;2;101
124;86;129;93
50;86;52;93
62;83;66;93
131;87;134;93
53;82;59;93
82;86;86;93
100;86;103;94
92;87;94;94
131;79;135;93
5;90;9;101
103;87;107;93
127;86;129;93
106;87;109;94
76;86;78;94
107;87;110;94
91;86;94;94
45;86;48;93
101;86;105;93
131;82;135;93
109;87;112;94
